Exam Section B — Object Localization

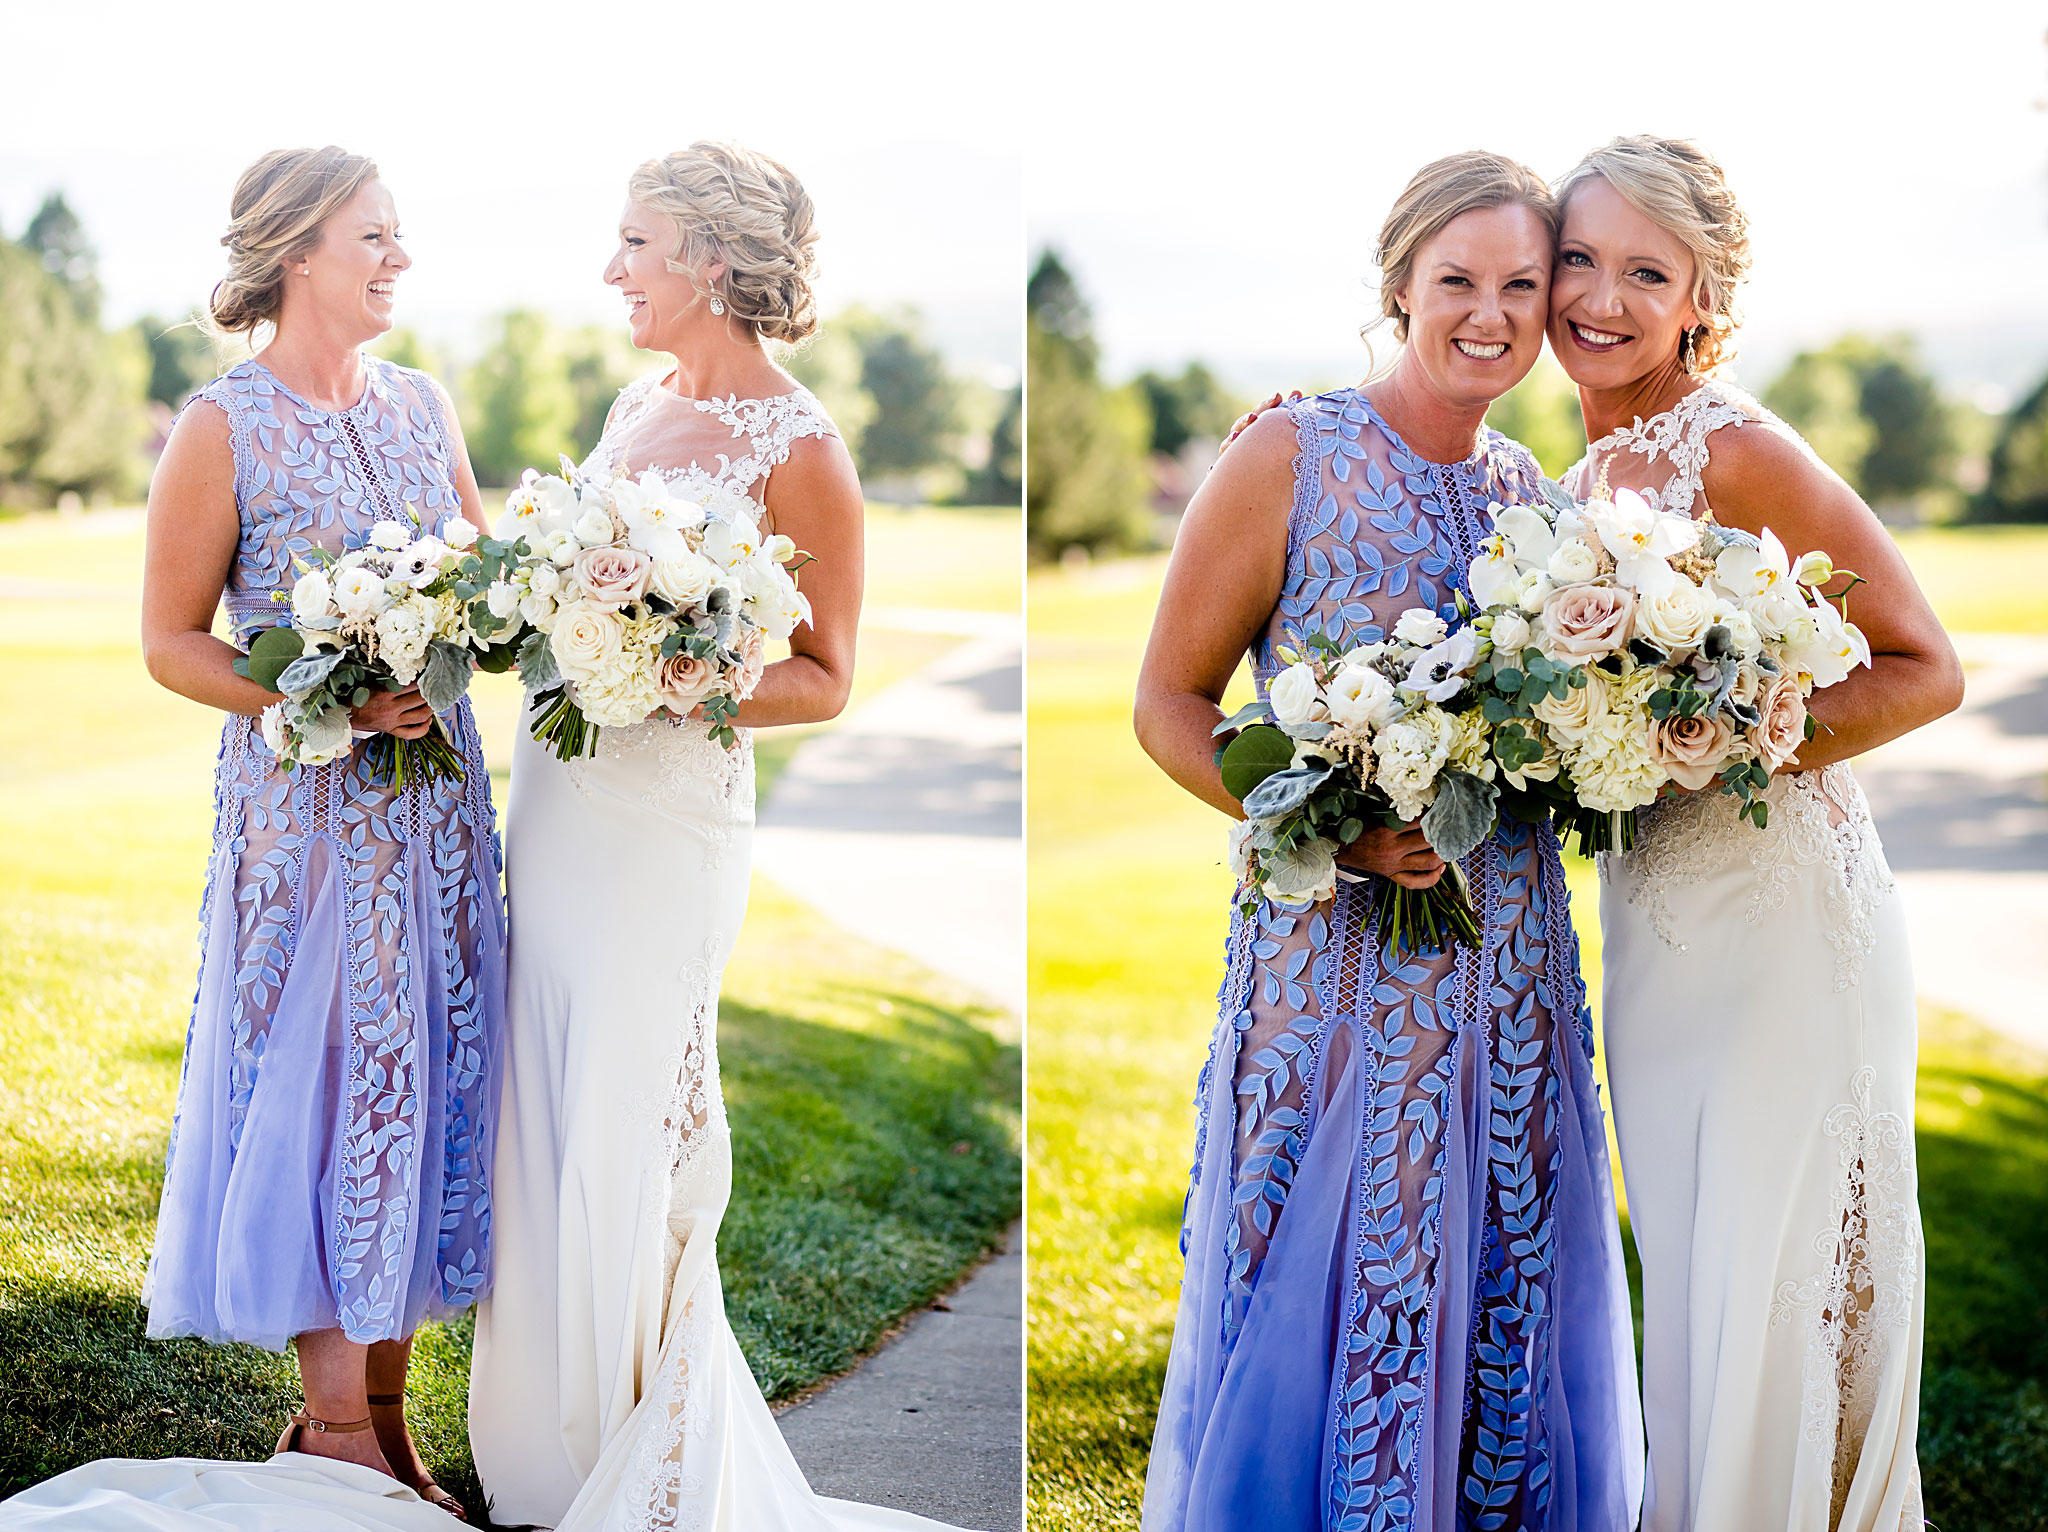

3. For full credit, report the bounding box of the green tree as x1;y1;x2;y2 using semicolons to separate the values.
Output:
1134;362;1241;459
844;307;959;478
460;310;577;487
1027;250;1151;557
962;382;1021;505
136;314;217;410
1485;355;1587;479
1975;373;2048;522
21;192;100;321
559;326;641;463
1764;334;1953;507
785;321;879;462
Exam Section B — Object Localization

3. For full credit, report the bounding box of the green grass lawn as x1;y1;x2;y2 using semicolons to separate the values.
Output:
1026;529;2048;1532
0;506;1021;1518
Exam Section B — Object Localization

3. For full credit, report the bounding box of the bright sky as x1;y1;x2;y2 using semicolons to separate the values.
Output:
0;0;1022;378
1028;0;2048;402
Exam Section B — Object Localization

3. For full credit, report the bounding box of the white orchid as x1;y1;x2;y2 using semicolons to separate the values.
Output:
1782;599;1872;689
1467;535;1523;609
1492;502;1558;569
1586;488;1698;595
1715;526;1792;600
702;515;762;570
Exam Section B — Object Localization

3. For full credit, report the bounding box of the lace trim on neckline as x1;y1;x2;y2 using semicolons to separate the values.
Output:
1568;379;1758;519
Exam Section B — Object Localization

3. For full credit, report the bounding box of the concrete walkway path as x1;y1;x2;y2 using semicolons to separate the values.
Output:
751;607;1023;1527
1859;632;2048;1052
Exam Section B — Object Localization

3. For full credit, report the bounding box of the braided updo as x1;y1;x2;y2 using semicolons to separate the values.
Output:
205;145;378;342
627;140;821;344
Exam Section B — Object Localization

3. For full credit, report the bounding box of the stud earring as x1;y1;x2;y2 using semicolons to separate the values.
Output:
709;294;725;316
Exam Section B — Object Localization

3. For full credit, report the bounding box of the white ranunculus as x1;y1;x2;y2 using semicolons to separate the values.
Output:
1517;571;1555;614
549;605;625;683
260;702;288;755
485;580;520;620
332;565;388;620
1637;574;1718;654
1325;664;1398;731
527;562;561;600
440;516;479;549
650;551;717;609
518;592;555;630
1393;607;1449;648
1267;661;1323;726
1467;537;1522;609
369;521;410;551
573;506;615;547
1490;610;1531;655
702;516;763;569
1546;537;1600;585
291;570;333;622
549;530;582;567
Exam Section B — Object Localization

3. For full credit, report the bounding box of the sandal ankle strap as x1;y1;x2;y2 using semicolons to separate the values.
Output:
290;1408;373;1434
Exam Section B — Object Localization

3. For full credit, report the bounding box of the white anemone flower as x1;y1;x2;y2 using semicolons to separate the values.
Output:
1401;627;1479;702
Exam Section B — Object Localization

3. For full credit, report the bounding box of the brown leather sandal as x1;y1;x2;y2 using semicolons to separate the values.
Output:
274;1407;373;1456
366;1393;468;1521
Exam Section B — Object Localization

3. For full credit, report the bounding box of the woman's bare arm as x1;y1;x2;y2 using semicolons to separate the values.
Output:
1703;422;1964;770
431;377;491;537
1134;406;1444;887
734;432;865;728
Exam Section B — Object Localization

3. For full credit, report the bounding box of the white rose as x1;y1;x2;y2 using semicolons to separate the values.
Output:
1266;661;1323;726
290;570;332;622
1393;607;1449;648
369;521;410;551
1325;664;1398;731
549;530;581;567
519;592;556;630
1718;606;1762;660
549;605;625;683
1490;610;1531;655
573;506;615;547
1545;537;1600;585
440;516;479;549
650;552;718;609
527;562;561;599
260;702;288;754
1637;575;1717;654
332;565;388;620
1746;585;1807;642
485;580;521;620
1531;664;1611;744
1518;571;1555;613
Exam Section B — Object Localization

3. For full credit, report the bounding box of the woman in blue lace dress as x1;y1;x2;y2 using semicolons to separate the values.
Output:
1133;153;1641;1532
134;147;503;1517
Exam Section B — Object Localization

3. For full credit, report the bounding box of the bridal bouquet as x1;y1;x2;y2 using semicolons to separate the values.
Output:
235;509;529;788
1215;608;1530;958
498;462;812;758
1465;479;1871;852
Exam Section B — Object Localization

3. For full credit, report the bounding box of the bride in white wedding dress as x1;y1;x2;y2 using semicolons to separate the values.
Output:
464;145;966;1532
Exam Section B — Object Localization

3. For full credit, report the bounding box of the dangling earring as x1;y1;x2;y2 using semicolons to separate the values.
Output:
1681;326;1699;373
709;294;725;317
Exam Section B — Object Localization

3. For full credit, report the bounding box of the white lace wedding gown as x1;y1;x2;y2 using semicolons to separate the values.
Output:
1569;382;1925;1532
467;376;963;1532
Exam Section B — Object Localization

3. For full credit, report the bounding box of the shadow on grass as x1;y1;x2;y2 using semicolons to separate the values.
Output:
1;987;1018;1515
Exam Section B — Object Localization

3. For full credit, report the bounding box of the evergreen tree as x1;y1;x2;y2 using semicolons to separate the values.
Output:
21;192;100;321
1026;249;1150;557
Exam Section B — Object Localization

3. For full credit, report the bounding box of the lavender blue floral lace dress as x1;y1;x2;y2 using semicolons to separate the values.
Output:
1143;390;1643;1532
143;355;506;1352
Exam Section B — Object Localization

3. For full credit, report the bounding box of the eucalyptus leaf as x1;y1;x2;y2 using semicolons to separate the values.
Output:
418;641;473;713
1420;768;1499;863
1218;724;1296;803
1281;720;1332;741
1241;758;1335;821
275;648;344;697
1212;700;1272;737
242;625;308;692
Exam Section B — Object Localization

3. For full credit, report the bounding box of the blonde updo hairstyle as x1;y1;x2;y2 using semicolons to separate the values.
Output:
205;145;379;343
1555;135;1752;375
627;140;821;344
1371;150;1558;352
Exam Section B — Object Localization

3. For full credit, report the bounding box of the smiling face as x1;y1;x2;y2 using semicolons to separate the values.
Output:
293;178;408;341
604;200;725;353
1548;175;1707;390
1394;202;1553;414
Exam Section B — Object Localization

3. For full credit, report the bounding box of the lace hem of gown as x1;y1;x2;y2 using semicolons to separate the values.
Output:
1767;1065;1924;1524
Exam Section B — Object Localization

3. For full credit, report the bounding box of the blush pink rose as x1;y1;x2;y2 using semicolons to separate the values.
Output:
1539;583;1637;662
1646;710;1736;790
1753;671;1808;771
572;546;652;611
735;627;768;700
656;650;719;710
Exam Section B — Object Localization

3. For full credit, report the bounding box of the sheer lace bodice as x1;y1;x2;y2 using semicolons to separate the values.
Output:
583;373;838;521
1567;379;1894;987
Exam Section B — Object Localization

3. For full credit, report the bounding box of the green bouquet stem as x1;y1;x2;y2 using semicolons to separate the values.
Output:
528;684;599;762
363;715;467;791
1559;805;1638;857
1368;860;1483;963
